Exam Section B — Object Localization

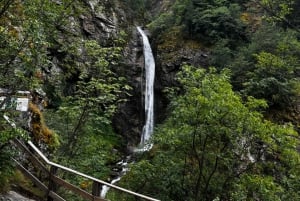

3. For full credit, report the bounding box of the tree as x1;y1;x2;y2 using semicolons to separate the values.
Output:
41;34;131;194
182;0;247;45
286;0;300;28
0;115;29;191
256;0;299;32
117;65;300;201
53;39;129;156
0;0;81;190
148;0;247;45
0;0;76;91
227;26;300;110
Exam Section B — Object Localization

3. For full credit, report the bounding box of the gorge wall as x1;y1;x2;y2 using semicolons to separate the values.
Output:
112;29;210;148
46;0;210;148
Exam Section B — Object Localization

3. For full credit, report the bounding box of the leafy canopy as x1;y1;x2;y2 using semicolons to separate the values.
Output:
0;0;78;189
118;65;300;201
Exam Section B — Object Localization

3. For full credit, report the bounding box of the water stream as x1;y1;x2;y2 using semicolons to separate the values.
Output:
100;26;155;198
100;157;130;198
137;26;155;147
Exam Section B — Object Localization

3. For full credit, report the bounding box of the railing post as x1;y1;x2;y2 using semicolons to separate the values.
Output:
92;181;101;197
48;166;58;201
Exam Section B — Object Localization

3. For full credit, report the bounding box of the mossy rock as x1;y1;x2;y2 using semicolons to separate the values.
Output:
156;26;205;64
9;170;45;200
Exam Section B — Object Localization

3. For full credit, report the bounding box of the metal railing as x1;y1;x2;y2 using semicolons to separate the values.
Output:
13;139;160;201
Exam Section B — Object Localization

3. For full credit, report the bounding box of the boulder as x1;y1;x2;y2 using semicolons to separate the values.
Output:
0;191;35;201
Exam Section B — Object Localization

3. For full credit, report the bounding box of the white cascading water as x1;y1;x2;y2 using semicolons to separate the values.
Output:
100;158;129;198
137;26;155;147
100;27;155;198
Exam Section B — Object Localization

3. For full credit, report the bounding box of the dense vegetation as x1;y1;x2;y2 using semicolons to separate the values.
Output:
118;65;300;201
0;0;129;195
117;0;300;200
0;0;300;200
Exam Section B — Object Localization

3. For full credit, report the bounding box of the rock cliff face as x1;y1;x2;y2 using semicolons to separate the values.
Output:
111;4;210;147
112;27;145;147
80;1;123;41
76;0;211;147
47;0;210;147
46;0;146;146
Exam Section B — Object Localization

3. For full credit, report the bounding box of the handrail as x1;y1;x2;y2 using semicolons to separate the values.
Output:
27;141;160;201
3;114;159;201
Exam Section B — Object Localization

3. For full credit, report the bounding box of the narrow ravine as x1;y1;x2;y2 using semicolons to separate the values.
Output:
100;26;156;198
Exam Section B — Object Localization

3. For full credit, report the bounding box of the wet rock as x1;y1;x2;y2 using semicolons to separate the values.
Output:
0;191;35;201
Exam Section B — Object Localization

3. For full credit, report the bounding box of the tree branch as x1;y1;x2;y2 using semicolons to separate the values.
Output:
0;0;14;18
255;0;300;33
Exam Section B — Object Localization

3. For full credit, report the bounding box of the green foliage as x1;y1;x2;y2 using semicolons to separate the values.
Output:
209;39;234;69
0;0;79;161
125;0;146;11
0;146;16;192
243;51;297;107
1;0;300;200
123;0;147;21
0;116;29;191
149;0;247;45
117;65;300;201
0;0;77;90
56;109;122;176
227;26;300;109
260;0;295;25
44;105;124;201
0;0;78;191
231;175;283;201
148;0;188;34
42;31;130;197
148;12;175;36
286;0;300;28
0;0;128;194
73;39;125;115
183;1;246;44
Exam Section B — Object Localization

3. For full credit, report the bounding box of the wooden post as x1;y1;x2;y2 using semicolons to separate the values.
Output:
92;181;101;197
48;166;58;201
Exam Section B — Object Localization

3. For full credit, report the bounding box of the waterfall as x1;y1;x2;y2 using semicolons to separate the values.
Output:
100;158;130;198
100;27;155;198
137;26;155;147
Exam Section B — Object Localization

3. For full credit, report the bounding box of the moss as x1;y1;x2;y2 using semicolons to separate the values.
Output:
9;170;44;199
0;175;10;193
159;26;203;49
79;180;92;190
29;103;60;149
156;26;204;64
